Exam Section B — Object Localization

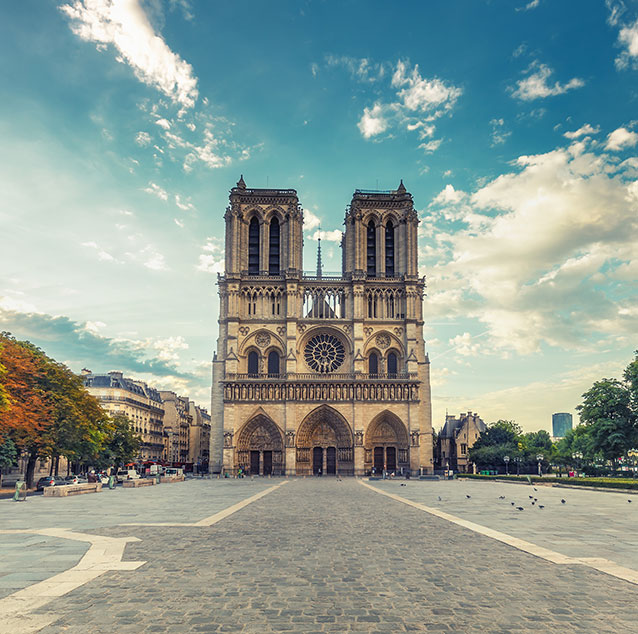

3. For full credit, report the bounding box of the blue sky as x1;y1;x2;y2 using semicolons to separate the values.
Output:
1;0;637;431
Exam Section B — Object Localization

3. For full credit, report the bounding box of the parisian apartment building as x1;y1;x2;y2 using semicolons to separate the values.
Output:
82;370;211;468
435;412;486;473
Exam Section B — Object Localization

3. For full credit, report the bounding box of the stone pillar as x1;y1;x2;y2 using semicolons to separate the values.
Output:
209;354;225;473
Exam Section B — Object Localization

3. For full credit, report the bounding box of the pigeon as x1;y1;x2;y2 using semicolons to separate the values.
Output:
438;496;442;501
498;495;505;499
400;483;406;487
533;487;538;491
561;499;566;504
534;498;538;502
529;495;534;499
516;507;524;511
629;499;632;503
511;502;515;506
531;501;535;505
466;495;471;499
538;505;545;509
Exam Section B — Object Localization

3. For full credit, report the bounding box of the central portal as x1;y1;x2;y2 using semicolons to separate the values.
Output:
297;405;354;476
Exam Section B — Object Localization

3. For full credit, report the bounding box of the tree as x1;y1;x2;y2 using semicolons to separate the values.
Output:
0;434;17;477
578;378;636;462
100;413;141;469
472;420;522;450
624;350;638;414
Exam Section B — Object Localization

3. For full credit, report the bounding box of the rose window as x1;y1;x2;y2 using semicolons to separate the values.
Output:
304;334;345;373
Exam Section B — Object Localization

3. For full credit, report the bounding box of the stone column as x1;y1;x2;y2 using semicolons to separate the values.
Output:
209;354;225;473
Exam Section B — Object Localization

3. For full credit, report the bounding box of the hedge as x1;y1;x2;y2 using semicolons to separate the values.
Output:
458;473;638;490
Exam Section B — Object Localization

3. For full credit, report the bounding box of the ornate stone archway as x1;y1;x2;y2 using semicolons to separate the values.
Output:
364;411;410;474
296;406;354;476
236;414;284;475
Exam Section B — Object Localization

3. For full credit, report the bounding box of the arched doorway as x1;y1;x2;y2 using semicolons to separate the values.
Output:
296;405;354;476
235;414;284;475
364;411;410;475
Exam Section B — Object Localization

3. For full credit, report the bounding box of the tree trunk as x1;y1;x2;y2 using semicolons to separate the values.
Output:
54;454;60;476
25;451;38;489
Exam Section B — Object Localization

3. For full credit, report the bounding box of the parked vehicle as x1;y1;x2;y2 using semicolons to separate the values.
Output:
116;468;141;483
36;476;67;492
164;467;184;477
64;475;87;485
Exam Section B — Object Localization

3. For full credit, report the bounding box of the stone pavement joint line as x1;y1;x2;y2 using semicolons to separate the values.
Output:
360;479;638;586
0;528;145;634
123;480;288;527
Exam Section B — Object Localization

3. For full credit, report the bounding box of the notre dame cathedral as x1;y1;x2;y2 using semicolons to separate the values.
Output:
209;177;433;476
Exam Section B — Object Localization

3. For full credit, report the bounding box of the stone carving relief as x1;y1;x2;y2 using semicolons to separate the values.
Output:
411;431;420;447
223;431;234;448
239;326;250;336
285;431;296;448
376;333;391;349
255;332;271;348
342;324;351;334
393;327;403;336
277;326;286;336
364;327;373;337
354;430;364;447
297;323;307;333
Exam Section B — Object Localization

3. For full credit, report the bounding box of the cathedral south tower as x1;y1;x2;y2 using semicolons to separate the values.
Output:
210;177;433;476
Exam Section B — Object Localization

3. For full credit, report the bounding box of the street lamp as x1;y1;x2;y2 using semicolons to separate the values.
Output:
504;455;510;476
515;456;521;476
536;454;544;476
628;450;638;479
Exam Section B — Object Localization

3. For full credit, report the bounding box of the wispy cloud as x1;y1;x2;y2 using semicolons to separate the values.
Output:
60;0;198;111
606;126;638;150
511;62;584;100
563;123;600;139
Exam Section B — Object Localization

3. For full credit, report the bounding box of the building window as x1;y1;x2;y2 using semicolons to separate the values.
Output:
460;444;467;455
267;351;280;376
248;217;260;275
367;220;376;277
248;351;259;376
387;352;398;377
369;352;378;377
385;220;395;277
269;218;280;275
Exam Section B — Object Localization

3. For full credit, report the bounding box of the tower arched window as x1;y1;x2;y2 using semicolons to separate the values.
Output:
369;352;379;377
385;220;395;277
387;352;398;378
269;218;280;275
248;350;259;376
267;350;280;376
367;220;376;277
248;218;260;275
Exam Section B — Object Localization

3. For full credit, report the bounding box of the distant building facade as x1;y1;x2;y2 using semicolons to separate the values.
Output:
552;412;573;439
159;391;192;464
187;400;211;472
210;177;433;476
83;371;165;461
436;412;486;473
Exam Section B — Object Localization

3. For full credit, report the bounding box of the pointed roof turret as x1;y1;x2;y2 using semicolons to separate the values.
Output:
236;174;246;189
396;179;406;193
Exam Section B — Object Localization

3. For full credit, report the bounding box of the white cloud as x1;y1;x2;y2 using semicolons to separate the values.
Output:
511;63;584;100
357;103;388;139
155;118;171;130
449;332;481;357
310;229;342;243
431;184;466;206
303;209;321;232
392;60;462;113
615;19;638;69
516;0;540;11
423;136;638;355
606;126;638;150
143;182;168;200
135;132;151;147
325;55;387;82
174;194;194;211
152;335;188;361
490;118;511;146
563;123;600;139
419;139;442;153
60;0;199;110
142;248;167;271
174;218;184;228
196;238;224;273
81;240;118;263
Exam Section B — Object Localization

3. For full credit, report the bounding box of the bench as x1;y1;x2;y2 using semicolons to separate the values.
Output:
122;478;155;488
160;475;185;483
44;482;102;497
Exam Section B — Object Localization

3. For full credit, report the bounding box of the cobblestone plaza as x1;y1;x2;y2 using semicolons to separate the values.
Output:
2;478;638;633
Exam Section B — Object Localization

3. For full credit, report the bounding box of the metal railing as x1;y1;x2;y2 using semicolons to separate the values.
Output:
224;372;417;381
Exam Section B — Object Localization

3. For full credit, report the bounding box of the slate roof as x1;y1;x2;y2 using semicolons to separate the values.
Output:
83;373;162;403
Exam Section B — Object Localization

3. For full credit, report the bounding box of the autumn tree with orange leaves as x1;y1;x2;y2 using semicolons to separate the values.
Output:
0;333;111;486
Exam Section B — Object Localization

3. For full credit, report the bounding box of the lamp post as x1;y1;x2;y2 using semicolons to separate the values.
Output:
515;456;521;476
536;454;544;477
572;451;582;476
628;450;638;479
504;455;510;476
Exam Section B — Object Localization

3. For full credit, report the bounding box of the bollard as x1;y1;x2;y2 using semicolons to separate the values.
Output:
13;481;27;502
156;473;161;484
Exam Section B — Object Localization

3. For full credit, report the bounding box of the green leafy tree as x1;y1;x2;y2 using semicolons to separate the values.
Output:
0;434;17;477
469;420;522;471
100;413;141;469
578;378;636;462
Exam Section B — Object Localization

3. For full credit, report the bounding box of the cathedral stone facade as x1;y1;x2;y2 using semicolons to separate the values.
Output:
209;177;433;476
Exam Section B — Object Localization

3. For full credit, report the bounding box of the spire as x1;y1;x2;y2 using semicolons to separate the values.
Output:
236;174;246;189
397;179;406;193
316;229;323;279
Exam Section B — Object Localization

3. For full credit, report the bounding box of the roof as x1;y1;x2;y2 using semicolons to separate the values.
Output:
83;373;162;403
439;413;486;438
